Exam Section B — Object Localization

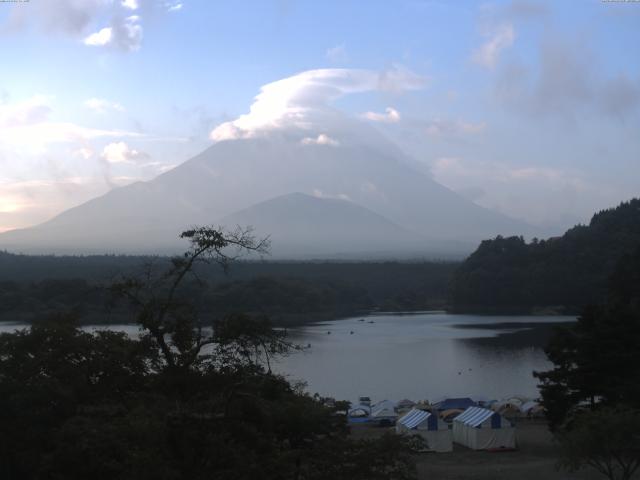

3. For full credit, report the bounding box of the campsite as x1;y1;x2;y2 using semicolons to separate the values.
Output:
347;396;539;439
351;421;602;480
346;397;607;479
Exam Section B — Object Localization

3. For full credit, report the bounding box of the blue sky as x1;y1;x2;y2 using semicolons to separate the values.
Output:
0;0;639;232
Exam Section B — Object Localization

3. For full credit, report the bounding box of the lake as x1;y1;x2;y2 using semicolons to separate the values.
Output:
0;312;574;405
274;312;575;404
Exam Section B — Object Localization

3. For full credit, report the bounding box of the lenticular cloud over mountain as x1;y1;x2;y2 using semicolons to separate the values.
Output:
209;67;425;142
0;68;537;258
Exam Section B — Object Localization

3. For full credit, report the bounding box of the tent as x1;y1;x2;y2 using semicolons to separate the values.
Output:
395;408;452;452
396;399;416;412
372;399;396;412
440;408;464;422
433;397;477;411
520;401;545;418
347;406;371;424
492;401;521;418
453;406;516;450
371;400;398;426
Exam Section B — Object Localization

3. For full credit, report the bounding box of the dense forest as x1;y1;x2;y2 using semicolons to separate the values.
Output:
450;199;640;314
0;253;455;326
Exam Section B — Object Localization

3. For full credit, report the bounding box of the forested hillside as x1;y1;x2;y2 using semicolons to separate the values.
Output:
0;254;456;325
451;199;640;313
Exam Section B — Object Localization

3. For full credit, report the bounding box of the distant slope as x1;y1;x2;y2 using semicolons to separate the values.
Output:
220;192;444;258
450;198;640;313
0;134;537;256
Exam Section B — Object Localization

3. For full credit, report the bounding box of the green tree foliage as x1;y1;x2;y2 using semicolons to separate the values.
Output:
557;406;640;480
534;246;640;429
0;227;417;480
451;198;640;313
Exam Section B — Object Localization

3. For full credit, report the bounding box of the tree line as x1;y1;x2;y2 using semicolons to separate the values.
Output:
0;254;455;325
450;199;640;313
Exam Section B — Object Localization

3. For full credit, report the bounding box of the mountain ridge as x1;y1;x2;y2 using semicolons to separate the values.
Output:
0;136;539;256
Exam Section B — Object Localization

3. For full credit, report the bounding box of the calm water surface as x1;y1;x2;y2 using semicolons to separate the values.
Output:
0;312;574;404
274;312;575;403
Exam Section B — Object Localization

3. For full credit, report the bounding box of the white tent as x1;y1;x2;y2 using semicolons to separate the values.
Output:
371;399;396;413
371;401;398;425
395;408;452;452
396;399;416;412
347;406;371;424
520;401;545;417
453;406;515;450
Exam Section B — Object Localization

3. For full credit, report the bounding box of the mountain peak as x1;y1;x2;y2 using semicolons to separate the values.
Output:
0;132;537;257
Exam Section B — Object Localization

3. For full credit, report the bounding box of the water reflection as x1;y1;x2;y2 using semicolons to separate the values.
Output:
275;312;575;403
0;312;574;404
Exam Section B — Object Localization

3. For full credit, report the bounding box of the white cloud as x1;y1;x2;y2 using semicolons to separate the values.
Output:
121;0;139;10
73;147;95;159
5;0;106;35
210;67;426;142
472;23;515;69
362;107;401;123
7;0;149;53
0;96;141;153
166;1;183;11
84;97;125;113
0;95;52;127
1;123;143;153
312;189;351;201
326;44;348;64
300;134;339;146
101;141;149;163
84;26;113;46
83;15;142;51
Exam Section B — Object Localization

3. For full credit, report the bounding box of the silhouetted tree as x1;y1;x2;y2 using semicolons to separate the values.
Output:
110;225;271;370
557;406;640;480
0;226;417;480
534;246;640;429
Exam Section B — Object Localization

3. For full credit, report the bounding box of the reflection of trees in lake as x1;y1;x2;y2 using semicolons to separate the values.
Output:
459;322;575;351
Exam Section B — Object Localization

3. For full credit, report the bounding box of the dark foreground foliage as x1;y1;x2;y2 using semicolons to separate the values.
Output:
0;316;416;480
0;227;416;480
535;247;640;479
535;246;640;429
556;406;640;480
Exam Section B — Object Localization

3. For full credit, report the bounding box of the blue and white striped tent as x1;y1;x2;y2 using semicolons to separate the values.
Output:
395;409;452;452
396;409;438;430
453;406;515;450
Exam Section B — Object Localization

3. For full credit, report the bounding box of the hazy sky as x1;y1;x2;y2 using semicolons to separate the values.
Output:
0;0;638;233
